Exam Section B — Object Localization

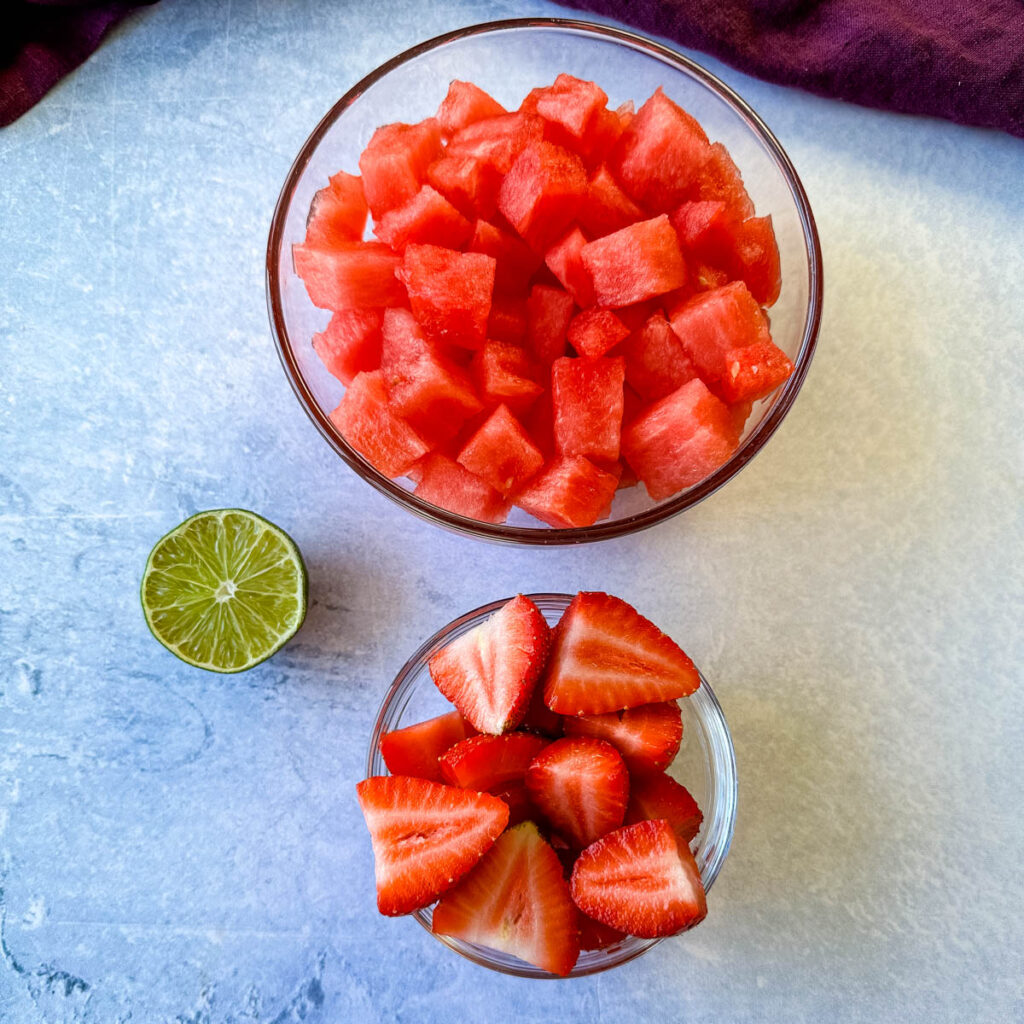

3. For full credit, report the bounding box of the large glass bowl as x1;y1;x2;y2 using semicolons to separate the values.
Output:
364;594;738;978
267;18;823;544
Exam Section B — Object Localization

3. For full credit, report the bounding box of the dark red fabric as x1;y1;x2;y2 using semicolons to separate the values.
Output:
557;0;1024;138
1;1;157;128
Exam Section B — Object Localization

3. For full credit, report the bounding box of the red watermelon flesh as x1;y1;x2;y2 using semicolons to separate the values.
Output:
312;308;383;385
621;312;698;402
486;295;528;345
293;242;405;310
545;226;595;308
437;80;507;138
729;215;782;307
329;370;430;478
526;283;574;365
567;308;630;359
358;118;443;220
579;164;644;238
524;389;556;460
413;453;509;523
580;214;687;308
304;170;368;248
472;339;543;416
514;456;619;528
527;73;609;143
446;112;545;176
457;403;545;496
468;218;542;295
373;184;472;252
551;355;625;463
621;378;740;500
692;140;755;220
426;154;503;220
400;243;496;349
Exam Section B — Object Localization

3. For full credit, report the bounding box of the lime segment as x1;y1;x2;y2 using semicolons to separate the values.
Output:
141;509;307;672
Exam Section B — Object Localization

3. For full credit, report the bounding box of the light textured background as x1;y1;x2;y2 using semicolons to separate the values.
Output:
1;1;1022;1022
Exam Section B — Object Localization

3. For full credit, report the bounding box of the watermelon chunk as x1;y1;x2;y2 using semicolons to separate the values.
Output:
486;295;528;345
400;243;496;349
621;312;697;402
446;112;545;176
693;140;755;220
293;242;405;310
436;80;507;138
668;281;793;403
358;118;443;219
468;219;541;295
728;215;782;307
545;226;595;308
472;339;543;415
527;73;609;143
580;214;687;308
621;378;740;500
426;154;502;220
457;404;545;497
514;456;619;529
579;164;644;238
373;184;472;251
380;308;482;444
526;284;574;365
551;356;625;463
312;308;382;385
413;452;509;523
329;370;429;478
567;308;630;359
608;87;711;212
304;170;368;248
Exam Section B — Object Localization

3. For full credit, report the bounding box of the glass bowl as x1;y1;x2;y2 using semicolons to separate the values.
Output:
364;593;738;978
267;18;823;545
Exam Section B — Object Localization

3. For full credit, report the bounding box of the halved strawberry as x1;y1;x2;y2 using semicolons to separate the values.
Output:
542;592;700;715
524;737;629;849
355;776;509;916
379;710;477;783
563;700;682;775
428;594;551;734
518;677;565;737
570;819;707;938
440;732;550;791
624;772;704;843
576;910;627;951
432;820;580;976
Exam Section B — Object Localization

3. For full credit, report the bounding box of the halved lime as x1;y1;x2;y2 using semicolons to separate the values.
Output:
141;509;307;673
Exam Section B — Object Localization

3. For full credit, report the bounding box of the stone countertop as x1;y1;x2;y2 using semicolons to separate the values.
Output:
1;1;1021;1021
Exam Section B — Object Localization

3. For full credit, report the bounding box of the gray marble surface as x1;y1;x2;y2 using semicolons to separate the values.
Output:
2;1;1022;1021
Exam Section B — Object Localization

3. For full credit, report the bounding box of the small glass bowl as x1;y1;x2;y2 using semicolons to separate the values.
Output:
365;594;738;978
267;18;823;545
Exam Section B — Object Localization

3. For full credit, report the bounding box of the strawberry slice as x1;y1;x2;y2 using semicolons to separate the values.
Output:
576;911;627;951
379;710;477;783
355;776;509;916
524;737;629;849
624;772;704;843
491;781;536;828
518;678;565;737
429;594;550;734
440;732;550;790
563;700;682;775
542;592;700;715
570;819;707;938
432;820;580;976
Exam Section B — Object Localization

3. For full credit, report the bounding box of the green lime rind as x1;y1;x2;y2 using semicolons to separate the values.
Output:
141;509;308;673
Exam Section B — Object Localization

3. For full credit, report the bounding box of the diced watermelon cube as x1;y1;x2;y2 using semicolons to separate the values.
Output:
692;141;755;220
621;312;697;401
380;710;477;782
413;452;509;523
580;214;687;308
577;105;628;169
472;339;543;415
457;404;545;496
373;184;472;251
526;283;574;365
729;215;782;307
545;226;595;308
669;281;793;403
446;112;545;176
621;378;740;500
426;154;502;220
498;140;588;251
400;243;495;349
303;170;368;248
608;87;711;212
329;370;429;478
514;456;619;528
551;355;625;463
293;242;405;310
670;200;732;263
312;308;382;385
436;80;507;138
528;73;609;142
357;118;443;219
467;219;541;295
567;308;629;359
615;298;663;333
578;164;644;238
380;308;483;444
487;295;528;345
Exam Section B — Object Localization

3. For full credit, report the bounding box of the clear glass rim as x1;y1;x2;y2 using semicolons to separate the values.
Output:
364;593;739;979
266;17;824;546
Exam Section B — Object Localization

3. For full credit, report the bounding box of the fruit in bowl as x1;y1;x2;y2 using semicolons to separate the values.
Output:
357;592;727;977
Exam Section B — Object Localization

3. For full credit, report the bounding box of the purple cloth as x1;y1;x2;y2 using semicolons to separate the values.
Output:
1;1;157;128
557;0;1024;138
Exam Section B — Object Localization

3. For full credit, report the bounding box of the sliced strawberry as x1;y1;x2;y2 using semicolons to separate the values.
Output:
428;594;551;734
543;592;700;715
518;677;565;738
576;910;627;951
379;710;477;783
491;781;536;827
624;772;704;844
563;700;682;775
440;732;550;791
355;776;509;916
524;737;629;849
570;819;707;938
432;820;580;976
